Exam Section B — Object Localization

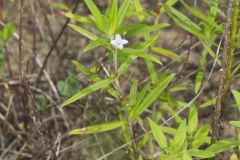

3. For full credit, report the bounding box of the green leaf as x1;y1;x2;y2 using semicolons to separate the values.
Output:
160;0;178;13
164;5;204;40
117;0;131;28
199;98;216;108
195;70;204;94
229;121;240;128
84;0;104;28
173;120;187;148
201;42;221;65
151;47;179;60
183;148;193;160
70;121;126;135
57;73;80;96
232;90;240;109
192;137;211;149
121;48;162;65
188;106;198;135
130;74;175;118
64;12;94;26
129;80;138;106
230;153;239;160
188;149;215;158
117;55;137;76
72;60;99;81
207;139;240;153
109;0;118;34
0;22;15;42
194;124;211;138
145;60;158;84
122;23;170;37
135;83;150;107
138;36;160;51
54;2;70;11
148;118;168;149
180;0;222;32
133;0;144;21
61;78;114;107
83;38;109;52
68;23;98;40
159;125;176;135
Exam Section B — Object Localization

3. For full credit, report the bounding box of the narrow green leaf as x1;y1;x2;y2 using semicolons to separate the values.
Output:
232;90;240;109
183;148;193;160
159;125;176;135
160;0;178;13
70;121;126;135
188;106;198;135
180;0;222;32
54;2;70;11
188;149;215;158
64;12;93;26
68;23;98;40
207;139;240;153
129;80;138;106
117;55;137;76
130;74;175;118
109;0;118;34
138;36;160;51
201;42;221;65
151;47;179;60
117;0;131;27
164;5;204;40
192;137;211;149
133;0;144;21
84;0;103;28
72;60;99;80
148;118;168;149
199;98;216;108
135;83;150;107
173;120;187;147
83;38;109;52
126;23;170;36
121;48;162;65
145;60;158;84
194;124;211;138
137;132;151;150
195;70;204;94
61;78;114;107
229;121;240;128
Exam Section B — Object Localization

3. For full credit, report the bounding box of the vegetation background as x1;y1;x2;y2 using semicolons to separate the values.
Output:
0;0;240;160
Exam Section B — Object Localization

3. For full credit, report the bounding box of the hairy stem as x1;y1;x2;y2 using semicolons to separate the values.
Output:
212;0;238;143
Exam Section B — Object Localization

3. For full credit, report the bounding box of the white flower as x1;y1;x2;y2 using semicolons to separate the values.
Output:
110;34;128;50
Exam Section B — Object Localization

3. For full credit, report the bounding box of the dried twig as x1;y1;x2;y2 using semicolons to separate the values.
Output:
36;0;81;87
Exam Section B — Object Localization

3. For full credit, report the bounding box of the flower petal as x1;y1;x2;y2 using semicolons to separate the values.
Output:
115;34;121;41
117;44;124;50
121;39;128;45
110;40;117;46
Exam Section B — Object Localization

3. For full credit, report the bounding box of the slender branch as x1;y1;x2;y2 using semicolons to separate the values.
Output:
19;0;24;78
211;0;234;143
36;0;80;87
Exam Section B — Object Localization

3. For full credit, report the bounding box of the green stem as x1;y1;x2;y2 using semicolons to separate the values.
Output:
222;0;239;104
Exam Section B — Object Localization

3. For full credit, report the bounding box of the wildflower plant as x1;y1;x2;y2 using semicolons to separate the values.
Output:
60;0;240;159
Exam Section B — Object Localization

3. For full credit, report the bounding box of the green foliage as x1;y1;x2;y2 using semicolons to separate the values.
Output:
60;0;240;159
57;73;80;97
70;121;126;135
61;78;114;107
0;22;15;43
